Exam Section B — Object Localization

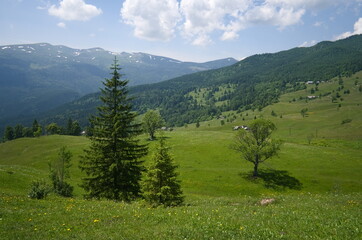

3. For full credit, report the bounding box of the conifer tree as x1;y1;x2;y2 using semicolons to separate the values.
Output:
32;119;39;133
66;118;73;135
79;58;147;201
142;136;183;207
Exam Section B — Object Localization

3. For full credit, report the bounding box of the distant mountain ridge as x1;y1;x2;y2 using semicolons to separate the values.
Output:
32;35;362;128
0;43;237;125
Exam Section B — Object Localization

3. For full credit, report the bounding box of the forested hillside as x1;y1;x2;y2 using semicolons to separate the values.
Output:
33;35;362;128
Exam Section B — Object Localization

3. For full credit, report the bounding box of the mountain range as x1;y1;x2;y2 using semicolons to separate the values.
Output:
1;35;362;133
31;35;362;128
0;43;236;126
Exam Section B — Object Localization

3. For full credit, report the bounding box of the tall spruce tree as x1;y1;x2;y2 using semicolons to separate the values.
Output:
79;58;147;201
141;136;183;207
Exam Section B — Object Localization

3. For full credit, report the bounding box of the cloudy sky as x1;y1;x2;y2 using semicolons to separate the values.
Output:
1;0;361;62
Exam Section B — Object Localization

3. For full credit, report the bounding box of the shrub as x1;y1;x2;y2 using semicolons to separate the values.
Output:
28;180;50;199
53;180;74;197
341;119;352;124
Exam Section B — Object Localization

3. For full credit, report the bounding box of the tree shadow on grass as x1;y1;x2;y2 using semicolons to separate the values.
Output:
240;169;303;191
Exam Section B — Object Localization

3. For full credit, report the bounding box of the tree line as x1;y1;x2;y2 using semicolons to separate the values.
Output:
3;118;82;142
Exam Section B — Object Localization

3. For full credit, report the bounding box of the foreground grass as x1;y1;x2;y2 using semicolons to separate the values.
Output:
1;193;360;240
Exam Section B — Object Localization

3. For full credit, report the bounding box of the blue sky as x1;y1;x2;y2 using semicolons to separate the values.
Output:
0;0;361;62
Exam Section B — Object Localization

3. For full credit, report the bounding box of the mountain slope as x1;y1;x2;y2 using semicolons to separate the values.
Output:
0;43;237;124
36;35;362;128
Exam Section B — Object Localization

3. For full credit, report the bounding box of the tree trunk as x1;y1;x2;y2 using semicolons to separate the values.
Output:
253;162;259;177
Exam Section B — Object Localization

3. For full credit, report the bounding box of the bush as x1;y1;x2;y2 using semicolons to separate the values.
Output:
341;119;352;124
53;180;74;197
28;180;50;199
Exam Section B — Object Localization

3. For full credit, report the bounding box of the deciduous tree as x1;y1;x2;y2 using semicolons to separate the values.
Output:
46;123;61;135
231;119;282;177
142;110;164;140
49;146;73;197
300;108;308;118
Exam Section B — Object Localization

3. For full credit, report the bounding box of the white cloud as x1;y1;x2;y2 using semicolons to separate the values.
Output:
57;22;66;28
120;0;354;45
192;34;213;46
121;0;181;41
265;0;335;8
299;40;317;47
243;3;305;29
335;18;362;40
180;0;250;45
314;21;323;27
221;31;239;41
48;0;102;21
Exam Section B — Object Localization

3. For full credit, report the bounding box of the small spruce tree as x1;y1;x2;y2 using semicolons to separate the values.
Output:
142;136;183;207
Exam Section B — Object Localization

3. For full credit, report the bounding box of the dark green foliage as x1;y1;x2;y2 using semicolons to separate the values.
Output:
46;123;61;135
141;137;183;207
3;118;81;141
338;77;344;85
71;121;81;136
14;124;24;139
4;126;14;141
28;180;50;199
79;58;148;201
231;119;282;177
301;108;308;118
66;118;73;135
32;119;42;137
65;118;81;136
341;119;352;124
33;126;42;137
32;119;40;133
49;146;73;197
22;127;33;137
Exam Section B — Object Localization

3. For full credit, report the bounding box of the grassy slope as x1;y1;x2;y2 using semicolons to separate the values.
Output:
0;73;361;239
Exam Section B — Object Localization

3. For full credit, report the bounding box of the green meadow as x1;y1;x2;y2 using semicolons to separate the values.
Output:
1;73;361;239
